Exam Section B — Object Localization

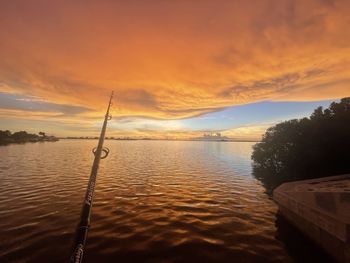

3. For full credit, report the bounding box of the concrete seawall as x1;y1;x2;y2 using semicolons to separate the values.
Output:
273;174;350;263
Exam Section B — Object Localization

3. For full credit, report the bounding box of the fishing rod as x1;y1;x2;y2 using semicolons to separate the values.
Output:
70;91;114;263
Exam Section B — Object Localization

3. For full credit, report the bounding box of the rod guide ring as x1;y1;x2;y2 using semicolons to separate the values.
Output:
92;147;110;159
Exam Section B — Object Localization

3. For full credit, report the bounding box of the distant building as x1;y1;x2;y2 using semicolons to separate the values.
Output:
194;132;229;141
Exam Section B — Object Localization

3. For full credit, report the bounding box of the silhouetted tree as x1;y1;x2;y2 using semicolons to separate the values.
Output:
11;131;36;142
0;130;11;139
252;97;350;193
39;131;46;137
0;130;57;145
0;130;12;144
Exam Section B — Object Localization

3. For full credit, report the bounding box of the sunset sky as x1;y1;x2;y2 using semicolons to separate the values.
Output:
0;0;349;140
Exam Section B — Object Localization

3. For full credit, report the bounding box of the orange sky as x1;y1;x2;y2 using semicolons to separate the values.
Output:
0;0;349;139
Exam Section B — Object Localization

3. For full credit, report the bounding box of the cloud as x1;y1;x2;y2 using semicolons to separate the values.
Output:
222;125;272;141
117;89;159;111
0;0;349;136
0;92;92;115
218;68;331;102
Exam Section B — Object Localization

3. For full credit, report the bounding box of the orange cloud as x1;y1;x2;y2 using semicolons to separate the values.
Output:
0;0;349;137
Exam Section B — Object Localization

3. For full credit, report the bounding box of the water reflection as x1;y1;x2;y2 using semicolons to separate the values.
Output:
0;140;320;262
275;213;336;263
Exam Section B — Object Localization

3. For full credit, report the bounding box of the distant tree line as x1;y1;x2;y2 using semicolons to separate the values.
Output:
0;130;57;145
252;97;350;193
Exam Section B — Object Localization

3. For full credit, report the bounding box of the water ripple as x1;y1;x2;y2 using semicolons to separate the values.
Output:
0;140;292;262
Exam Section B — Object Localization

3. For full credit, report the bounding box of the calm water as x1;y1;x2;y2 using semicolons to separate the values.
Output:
0;140;328;262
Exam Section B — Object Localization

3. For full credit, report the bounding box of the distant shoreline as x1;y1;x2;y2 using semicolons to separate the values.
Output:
59;137;260;143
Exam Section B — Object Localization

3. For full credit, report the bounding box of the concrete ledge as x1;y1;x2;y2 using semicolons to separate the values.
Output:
273;174;350;263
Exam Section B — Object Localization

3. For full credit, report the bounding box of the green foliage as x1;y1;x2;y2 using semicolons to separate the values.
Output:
252;97;350;193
